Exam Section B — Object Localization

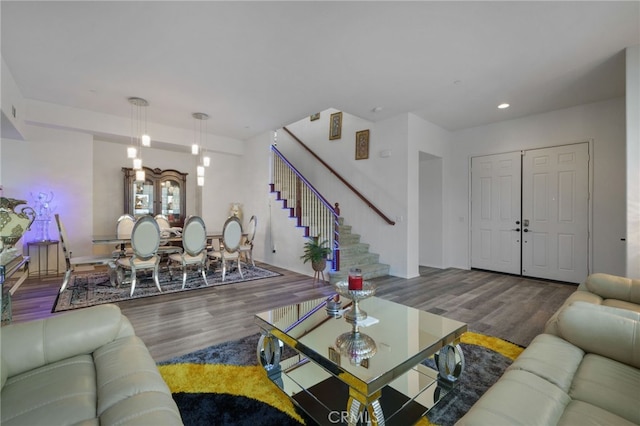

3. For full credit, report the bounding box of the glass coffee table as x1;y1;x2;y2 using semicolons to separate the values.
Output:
254;294;467;425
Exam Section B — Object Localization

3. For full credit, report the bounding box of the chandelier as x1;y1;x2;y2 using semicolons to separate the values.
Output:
192;112;210;186
128;97;151;181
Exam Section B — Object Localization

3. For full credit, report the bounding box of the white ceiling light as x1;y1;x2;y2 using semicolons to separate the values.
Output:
193;112;210;186
128;97;150;181
498;103;510;109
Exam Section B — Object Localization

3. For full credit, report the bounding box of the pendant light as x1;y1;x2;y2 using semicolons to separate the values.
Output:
192;112;209;186
128;97;150;181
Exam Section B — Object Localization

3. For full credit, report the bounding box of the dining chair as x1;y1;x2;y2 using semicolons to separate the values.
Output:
115;215;162;296
167;215;208;289
111;214;136;257
55;214;116;293
239;215;257;267
209;216;244;281
154;214;182;257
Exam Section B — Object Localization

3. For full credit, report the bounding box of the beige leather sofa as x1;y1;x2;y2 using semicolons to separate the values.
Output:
1;304;183;426
545;273;640;335
457;275;640;426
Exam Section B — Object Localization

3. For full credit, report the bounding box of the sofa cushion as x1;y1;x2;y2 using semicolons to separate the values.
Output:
582;273;640;304
507;333;584;393
570;354;640;424
1;304;132;378
557;302;640;368
1;354;97;426
94;335;174;416
558;400;637;426
99;391;184;426
603;299;640;313
455;369;571;426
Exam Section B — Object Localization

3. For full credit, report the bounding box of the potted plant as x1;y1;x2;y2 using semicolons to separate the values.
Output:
300;236;332;272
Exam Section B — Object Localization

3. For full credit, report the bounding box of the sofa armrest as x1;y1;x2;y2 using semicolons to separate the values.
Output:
0;304;135;379
556;302;640;368
580;273;640;304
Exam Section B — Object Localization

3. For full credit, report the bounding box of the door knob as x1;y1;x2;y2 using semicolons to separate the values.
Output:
512;228;520;232
515;221;521;225
523;228;529;233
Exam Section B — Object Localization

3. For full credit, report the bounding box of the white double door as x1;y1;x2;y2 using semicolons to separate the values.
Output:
471;143;589;283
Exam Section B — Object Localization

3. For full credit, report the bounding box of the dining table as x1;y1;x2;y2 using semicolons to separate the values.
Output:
92;231;245;257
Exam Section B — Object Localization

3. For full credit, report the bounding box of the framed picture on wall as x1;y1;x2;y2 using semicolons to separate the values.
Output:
355;129;370;160
329;112;342;140
310;112;320;121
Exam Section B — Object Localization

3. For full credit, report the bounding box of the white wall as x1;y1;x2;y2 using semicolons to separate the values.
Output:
626;46;640;279
2;126;94;273
448;97;627;276
419;154;443;268
409;114;451;274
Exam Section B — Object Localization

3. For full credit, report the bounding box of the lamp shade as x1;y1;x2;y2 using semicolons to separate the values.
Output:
127;146;137;158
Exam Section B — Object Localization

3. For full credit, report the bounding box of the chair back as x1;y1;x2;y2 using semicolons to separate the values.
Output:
54;214;72;267
116;214;136;238
182;215;207;257
154;214;171;233
130;216;160;260
222;216;243;253
246;215;257;244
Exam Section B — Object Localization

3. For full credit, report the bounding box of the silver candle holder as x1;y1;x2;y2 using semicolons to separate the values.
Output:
333;280;377;366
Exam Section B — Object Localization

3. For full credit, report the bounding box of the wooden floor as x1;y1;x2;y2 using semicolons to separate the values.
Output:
7;263;577;362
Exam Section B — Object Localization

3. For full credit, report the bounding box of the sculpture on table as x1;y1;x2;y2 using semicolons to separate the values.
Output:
30;191;56;241
0;197;36;260
229;202;243;225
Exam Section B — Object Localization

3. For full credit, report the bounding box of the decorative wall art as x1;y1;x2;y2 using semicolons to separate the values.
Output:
355;129;370;160
310;112;320;121
329;112;342;140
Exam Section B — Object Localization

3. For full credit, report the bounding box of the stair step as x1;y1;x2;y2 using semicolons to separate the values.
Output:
338;243;370;256
339;252;379;268
328;263;390;284
339;233;360;245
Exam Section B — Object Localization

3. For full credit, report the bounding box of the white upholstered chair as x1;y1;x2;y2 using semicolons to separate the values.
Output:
209;216;244;281
55;214;116;293
154;214;182;257
167;215;208;289
239;215;257;267
112;214;135;257
115;215;162;296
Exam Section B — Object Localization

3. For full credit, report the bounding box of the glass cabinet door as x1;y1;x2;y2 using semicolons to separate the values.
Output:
161;178;182;225
132;179;155;216
123;167;188;227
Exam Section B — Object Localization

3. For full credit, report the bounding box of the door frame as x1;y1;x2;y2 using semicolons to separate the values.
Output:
467;140;594;281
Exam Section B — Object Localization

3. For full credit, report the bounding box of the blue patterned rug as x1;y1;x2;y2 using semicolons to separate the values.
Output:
52;264;281;312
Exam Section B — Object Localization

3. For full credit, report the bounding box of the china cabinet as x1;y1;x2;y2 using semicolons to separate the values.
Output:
122;167;188;227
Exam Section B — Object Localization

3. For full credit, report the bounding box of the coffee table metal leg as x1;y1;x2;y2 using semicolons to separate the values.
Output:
257;332;283;388
435;343;465;384
347;388;385;426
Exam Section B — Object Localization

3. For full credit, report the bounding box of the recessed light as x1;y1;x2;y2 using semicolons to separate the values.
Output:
498;103;510;109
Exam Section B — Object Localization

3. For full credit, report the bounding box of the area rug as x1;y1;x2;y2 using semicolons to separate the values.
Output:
52;265;281;313
157;331;524;426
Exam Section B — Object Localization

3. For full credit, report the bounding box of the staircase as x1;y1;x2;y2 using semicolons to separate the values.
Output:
328;217;390;284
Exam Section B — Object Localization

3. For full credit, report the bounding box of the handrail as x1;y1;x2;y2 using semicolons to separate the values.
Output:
271;144;341;270
282;126;396;225
271;145;337;215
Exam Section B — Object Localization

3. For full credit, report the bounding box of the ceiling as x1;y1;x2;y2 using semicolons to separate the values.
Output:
1;1;639;142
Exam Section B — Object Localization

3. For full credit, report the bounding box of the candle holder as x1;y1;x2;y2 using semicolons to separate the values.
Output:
333;280;376;325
